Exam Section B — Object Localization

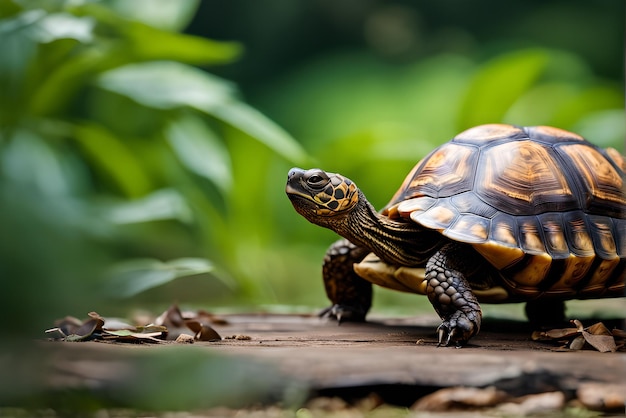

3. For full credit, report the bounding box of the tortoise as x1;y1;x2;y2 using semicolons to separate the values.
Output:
285;124;625;346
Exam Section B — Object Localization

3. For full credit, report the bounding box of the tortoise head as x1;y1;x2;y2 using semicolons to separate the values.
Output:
286;168;360;225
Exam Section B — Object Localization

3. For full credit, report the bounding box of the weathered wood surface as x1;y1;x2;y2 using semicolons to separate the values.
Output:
29;313;625;412
206;314;625;393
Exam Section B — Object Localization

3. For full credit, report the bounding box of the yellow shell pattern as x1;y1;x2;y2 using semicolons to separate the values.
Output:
383;124;625;299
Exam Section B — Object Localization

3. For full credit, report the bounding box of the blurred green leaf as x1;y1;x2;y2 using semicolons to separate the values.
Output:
165;114;233;192
124;24;242;65
29;46;112;117
573;109;625;149
212;101;310;165
104;189;192;224
0;9;93;43
1;129;81;195
106;257;217;298
97;61;309;164
0;10;96;115
96;61;235;110
503;83;579;126
458;49;550;128
27;5;240;117
550;85;624;129
105;0;200;32
82;2;242;65
34;12;95;43
73;122;152;197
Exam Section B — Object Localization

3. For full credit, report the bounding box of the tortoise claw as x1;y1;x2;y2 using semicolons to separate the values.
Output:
437;325;450;347
319;304;367;324
436;311;479;347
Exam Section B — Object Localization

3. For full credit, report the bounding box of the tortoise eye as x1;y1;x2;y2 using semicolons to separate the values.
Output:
307;174;325;187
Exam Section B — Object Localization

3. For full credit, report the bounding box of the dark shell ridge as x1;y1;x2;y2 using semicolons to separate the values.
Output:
385;124;625;296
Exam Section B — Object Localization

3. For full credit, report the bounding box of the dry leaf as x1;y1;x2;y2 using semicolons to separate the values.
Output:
53;316;83;336
581;332;616;353
155;304;185;328
175;334;195;344
44;327;67;339
412;386;509;411
569;335;586;350
580;322;616;352
531;327;578;341
63;316;105;341
534;319;623;353
577;383;626;412
498;392;565;415
611;328;626;338
186;320;221;341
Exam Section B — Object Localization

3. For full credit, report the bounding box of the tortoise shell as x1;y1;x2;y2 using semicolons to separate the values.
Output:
381;124;625;298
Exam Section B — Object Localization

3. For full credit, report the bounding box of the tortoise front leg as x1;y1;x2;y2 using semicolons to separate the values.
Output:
425;243;482;347
320;238;372;323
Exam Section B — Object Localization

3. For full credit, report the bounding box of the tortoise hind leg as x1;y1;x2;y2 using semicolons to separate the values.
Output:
425;243;483;347
525;299;566;328
320;238;372;323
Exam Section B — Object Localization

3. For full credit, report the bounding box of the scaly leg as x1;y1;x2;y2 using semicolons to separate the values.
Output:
425;243;482;347
320;238;372;323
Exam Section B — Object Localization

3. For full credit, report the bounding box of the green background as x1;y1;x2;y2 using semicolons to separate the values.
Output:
1;0;624;338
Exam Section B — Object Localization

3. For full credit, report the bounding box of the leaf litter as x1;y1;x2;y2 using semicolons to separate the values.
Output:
45;304;223;344
532;319;624;352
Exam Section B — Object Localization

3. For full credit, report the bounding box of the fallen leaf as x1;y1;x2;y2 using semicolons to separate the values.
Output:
102;331;165;343
44;327;67;339
569;335;586;350
531;327;578;341
412;386;509;411
175;334;195;344
53;316;83;336
611;328;626;338
581;331;616;353
498;392;565;415
102;318;136;331
134;324;168;334
577;383;626;412
534;319;623;353
64;316;105;341
186;320;221;341
155;304;185;328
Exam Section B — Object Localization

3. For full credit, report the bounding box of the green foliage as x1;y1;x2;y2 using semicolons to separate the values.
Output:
0;0;310;336
1;0;623;335
105;257;219;298
255;46;623;311
258;48;624;206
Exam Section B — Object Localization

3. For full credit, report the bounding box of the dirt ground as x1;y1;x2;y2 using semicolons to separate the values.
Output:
15;310;625;417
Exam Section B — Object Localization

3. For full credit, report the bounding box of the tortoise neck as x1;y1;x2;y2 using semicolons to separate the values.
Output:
341;191;436;266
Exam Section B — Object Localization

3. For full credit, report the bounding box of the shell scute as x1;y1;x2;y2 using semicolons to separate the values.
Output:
584;257;621;294
587;215;618;259
517;216;547;255
393;196;436;218
524;125;584;143
381;124;624;298
613;218;626;258
561;211;595;258
559;144;625;217
453;124;526;144
390;142;477;203
409;199;458;231
478;140;578;214
451;192;498;218
503;253;553;291
489;213;519;248
549;254;595;292
537;212;569;259
605;147;625;171
443;213;491;244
